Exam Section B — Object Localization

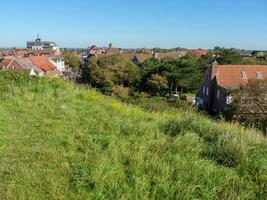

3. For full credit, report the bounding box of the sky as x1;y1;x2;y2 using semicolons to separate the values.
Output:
0;0;267;49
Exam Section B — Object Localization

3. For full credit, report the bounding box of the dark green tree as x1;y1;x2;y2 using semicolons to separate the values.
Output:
217;48;242;64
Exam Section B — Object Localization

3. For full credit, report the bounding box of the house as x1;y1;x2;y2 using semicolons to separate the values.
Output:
29;56;60;77
48;56;65;74
27;35;59;52
237;50;254;57
190;49;208;57
87;43;122;57
106;43;122;54
132;54;153;64
196;61;267;115
0;58;44;76
13;49;65;74
87;45;106;56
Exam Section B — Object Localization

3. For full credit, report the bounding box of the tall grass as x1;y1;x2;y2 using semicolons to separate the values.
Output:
0;71;266;199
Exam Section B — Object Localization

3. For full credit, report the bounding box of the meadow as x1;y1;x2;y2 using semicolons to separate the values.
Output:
0;71;266;200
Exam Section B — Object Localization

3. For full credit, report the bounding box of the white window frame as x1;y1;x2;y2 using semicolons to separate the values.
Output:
256;72;262;79
241;71;248;79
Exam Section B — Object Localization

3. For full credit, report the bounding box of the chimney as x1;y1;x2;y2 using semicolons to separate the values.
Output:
153;52;159;59
211;60;219;80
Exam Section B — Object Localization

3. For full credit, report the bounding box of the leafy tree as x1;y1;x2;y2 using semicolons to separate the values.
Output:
63;52;81;69
147;74;168;96
228;79;267;134
183;52;200;62
139;58;161;74
217;48;242;64
139;58;201;97
88;54;139;93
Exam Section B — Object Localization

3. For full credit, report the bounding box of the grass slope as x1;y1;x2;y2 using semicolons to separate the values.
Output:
0;72;266;200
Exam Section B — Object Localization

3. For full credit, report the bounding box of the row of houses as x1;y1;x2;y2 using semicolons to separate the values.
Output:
0;36;65;77
85;43;208;64
0;56;60;77
237;50;267;59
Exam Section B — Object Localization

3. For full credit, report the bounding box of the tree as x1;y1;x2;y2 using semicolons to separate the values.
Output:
228;79;267;134
183;52;200;62
138;58;201;97
63;52;81;69
88;54;139;93
62;52;82;81
147;74;168;96
217;48;242;64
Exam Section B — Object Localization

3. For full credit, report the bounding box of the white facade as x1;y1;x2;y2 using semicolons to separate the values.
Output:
49;57;65;74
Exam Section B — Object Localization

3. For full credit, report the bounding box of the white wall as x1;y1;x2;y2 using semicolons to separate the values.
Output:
49;57;65;74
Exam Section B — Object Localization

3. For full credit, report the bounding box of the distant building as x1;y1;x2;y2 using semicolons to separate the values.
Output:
87;43;122;57
190;49;208;57
0;57;44;76
29;56;60;77
237;50;254;58
196;61;267;115
27;35;59;52
87;45;106;56
132;54;153;64
49;56;65;74
106;43;122;54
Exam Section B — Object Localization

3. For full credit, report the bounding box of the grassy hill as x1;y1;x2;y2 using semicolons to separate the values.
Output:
0;71;266;200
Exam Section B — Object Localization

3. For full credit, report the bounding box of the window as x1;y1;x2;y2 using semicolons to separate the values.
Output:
226;96;233;105
206;87;209;96
241;71;248;79
202;85;205;94
256;72;262;79
217;89;220;99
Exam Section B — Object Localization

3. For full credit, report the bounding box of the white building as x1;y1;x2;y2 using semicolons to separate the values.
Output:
27;35;60;52
49;57;65;74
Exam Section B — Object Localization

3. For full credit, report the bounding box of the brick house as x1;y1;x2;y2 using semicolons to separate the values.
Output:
196;61;267;115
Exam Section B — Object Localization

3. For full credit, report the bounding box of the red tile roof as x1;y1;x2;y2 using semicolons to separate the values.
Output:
191;49;208;56
29;56;56;71
214;64;267;88
15;50;28;56
2;59;13;64
27;49;59;56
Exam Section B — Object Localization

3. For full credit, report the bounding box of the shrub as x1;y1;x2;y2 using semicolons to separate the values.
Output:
112;85;129;99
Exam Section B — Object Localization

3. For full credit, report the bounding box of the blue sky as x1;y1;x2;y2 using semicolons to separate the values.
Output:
1;0;267;49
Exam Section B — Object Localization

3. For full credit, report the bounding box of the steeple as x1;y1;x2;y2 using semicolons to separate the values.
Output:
36;34;41;42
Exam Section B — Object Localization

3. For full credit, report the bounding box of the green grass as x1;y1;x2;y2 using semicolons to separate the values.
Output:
0;71;266;200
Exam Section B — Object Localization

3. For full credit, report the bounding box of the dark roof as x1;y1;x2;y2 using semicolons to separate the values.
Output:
237;50;254;57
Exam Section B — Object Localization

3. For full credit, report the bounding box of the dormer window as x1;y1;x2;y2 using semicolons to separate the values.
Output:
241;71;248;79
256;72;262;79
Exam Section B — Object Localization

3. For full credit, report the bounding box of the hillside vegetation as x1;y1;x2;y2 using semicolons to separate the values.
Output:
0;72;266;200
